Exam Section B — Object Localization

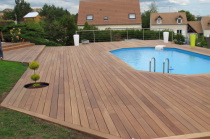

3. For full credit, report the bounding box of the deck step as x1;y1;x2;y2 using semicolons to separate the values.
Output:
2;42;35;51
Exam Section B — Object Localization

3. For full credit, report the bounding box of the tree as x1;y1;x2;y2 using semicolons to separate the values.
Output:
3;10;15;20
14;0;32;23
179;10;196;21
39;4;78;45
83;22;98;30
141;2;158;28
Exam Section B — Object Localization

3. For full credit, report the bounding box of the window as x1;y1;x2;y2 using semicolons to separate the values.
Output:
177;30;182;34
86;15;93;20
104;16;108;21
177;18;182;24
157;18;162;24
129;14;136;19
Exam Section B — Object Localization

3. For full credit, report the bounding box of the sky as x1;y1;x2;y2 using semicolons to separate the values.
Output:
0;0;209;16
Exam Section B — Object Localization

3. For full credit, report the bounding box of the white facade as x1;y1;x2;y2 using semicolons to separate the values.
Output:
150;24;188;37
204;30;210;37
78;24;142;30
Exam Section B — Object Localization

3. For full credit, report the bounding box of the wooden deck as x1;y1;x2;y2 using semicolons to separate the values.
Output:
2;45;45;63
1;40;210;139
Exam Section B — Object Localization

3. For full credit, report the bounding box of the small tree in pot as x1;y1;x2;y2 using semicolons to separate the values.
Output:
29;61;40;87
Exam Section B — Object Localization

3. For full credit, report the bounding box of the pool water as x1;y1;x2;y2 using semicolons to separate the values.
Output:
110;47;210;75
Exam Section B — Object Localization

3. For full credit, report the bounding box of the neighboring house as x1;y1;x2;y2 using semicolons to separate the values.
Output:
188;21;203;34
150;12;188;37
201;17;210;37
77;0;142;30
0;12;4;18
23;12;41;22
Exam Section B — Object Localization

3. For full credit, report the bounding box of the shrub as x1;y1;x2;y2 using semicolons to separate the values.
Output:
20;35;62;46
10;28;22;43
31;74;40;82
173;34;185;45
29;61;39;70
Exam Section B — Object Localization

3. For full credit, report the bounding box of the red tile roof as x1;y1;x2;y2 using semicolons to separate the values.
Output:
188;21;203;33
202;17;210;30
151;12;188;25
77;0;142;26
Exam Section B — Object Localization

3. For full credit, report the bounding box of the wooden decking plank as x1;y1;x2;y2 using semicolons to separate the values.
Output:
49;48;61;118
57;47;65;121
63;47;73;123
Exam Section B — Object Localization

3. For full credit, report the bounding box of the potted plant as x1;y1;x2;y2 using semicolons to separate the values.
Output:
24;61;49;89
81;39;89;44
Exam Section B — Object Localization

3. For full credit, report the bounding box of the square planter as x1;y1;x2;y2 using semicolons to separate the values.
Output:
81;40;89;44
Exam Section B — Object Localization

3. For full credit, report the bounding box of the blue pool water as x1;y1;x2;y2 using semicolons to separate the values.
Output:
110;47;210;75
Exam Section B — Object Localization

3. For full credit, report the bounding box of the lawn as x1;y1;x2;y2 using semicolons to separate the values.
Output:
0;61;97;139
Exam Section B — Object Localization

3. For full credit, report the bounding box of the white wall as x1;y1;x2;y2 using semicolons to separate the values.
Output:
150;24;188;37
204;30;210;37
78;24;142;30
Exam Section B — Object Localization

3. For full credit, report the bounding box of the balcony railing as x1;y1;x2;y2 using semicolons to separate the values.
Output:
76;28;174;43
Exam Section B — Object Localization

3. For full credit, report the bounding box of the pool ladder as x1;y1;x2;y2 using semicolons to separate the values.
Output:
149;57;170;73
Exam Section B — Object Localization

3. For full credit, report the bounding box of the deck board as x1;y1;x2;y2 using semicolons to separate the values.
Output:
2;41;210;139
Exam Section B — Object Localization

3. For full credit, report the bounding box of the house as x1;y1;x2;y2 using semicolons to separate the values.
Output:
0;12;4;18
150;12;188;37
201;17;210;37
77;0;142;30
188;21;203;34
23;12;42;22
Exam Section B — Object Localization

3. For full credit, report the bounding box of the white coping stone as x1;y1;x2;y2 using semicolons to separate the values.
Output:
155;45;166;50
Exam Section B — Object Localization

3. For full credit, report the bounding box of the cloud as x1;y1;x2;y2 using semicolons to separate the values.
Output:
0;4;13;10
169;0;190;5
199;0;210;3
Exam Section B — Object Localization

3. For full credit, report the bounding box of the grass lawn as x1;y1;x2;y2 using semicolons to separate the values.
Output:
0;61;97;139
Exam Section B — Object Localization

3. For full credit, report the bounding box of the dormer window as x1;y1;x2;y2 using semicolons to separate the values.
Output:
104;16;108;21
129;14;136;19
156;16;162;24
86;15;93;20
177;16;182;24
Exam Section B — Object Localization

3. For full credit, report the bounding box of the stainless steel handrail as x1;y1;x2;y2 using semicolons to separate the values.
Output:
149;57;156;72
163;58;170;73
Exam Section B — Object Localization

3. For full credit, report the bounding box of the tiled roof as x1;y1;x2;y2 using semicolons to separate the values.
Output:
188;21;203;33
77;0;142;26
202;17;210;30
151;12;188;25
24;12;39;18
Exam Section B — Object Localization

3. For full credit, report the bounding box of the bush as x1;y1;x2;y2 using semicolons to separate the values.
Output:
173;34;185;45
31;74;40;82
196;34;207;47
20;35;62;46
29;61;39;70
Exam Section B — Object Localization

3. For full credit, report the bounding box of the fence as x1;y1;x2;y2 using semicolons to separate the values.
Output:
76;28;174;43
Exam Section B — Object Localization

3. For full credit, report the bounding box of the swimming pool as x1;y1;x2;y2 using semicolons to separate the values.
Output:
110;47;210;75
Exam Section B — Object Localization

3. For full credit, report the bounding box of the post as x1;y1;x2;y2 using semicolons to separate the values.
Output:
127;29;128;40
93;31;95;43
0;39;3;59
110;29;112;42
143;29;144;40
159;29;160;40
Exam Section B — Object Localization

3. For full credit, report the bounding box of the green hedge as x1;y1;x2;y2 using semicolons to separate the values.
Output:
20;35;61;46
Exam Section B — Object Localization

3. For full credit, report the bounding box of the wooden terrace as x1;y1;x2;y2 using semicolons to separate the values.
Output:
1;40;210;139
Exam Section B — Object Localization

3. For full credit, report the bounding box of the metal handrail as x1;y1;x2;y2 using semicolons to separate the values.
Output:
149;57;156;72
163;58;170;73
